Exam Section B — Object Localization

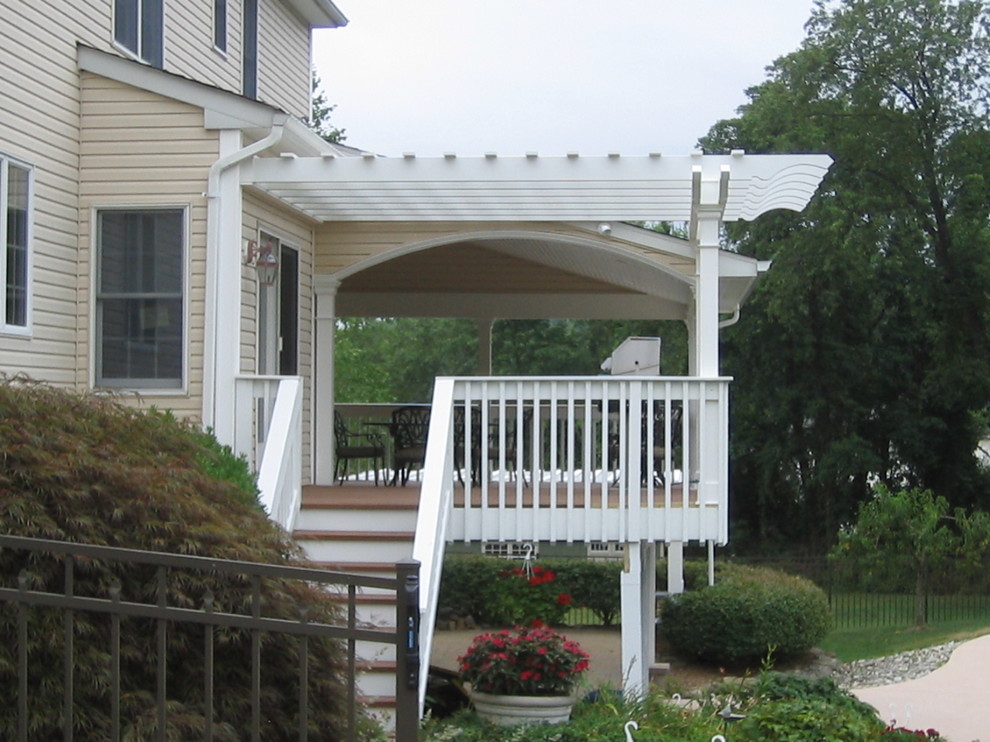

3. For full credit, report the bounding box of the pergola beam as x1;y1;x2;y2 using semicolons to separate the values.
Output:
241;152;833;226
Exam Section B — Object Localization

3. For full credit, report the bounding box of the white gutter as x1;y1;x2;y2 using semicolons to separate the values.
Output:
718;305;741;329
203;121;287;433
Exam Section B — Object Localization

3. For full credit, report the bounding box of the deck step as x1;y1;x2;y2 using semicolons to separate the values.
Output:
293;530;414;541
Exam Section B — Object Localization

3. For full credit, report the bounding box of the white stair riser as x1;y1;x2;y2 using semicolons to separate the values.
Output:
296;508;417;533
299;539;413;563
357;671;397;698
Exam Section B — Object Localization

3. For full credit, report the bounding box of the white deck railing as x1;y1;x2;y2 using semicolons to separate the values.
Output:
411;375;729;706
233;375;303;532
437;376;729;545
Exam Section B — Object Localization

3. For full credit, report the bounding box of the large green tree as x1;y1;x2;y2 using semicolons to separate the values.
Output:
702;0;990;550
334;318;687;403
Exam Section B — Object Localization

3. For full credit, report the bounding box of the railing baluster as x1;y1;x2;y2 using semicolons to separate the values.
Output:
203;591;214;742
298;606;310;742
251;575;261;742
64;556;75;742
110;580;121;742
347;584;357;742
17;572;28;742
157;566;167;742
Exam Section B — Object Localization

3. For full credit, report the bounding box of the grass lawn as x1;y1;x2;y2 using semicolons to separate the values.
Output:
819;618;990;662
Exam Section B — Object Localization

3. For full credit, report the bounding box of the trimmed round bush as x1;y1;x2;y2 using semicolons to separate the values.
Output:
661;564;831;665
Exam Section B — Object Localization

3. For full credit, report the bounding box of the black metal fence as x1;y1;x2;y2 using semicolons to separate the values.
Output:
0;534;419;742
730;555;990;630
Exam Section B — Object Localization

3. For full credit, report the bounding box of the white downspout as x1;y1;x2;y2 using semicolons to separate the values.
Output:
203;119;287;441
718;305;741;329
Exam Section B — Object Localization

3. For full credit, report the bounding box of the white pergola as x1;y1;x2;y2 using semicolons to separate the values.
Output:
227;149;832;696
234;150;831;455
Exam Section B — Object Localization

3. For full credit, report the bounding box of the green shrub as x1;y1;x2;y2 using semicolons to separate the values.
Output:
661;564;831;665
438;555;622;626
733;697;884;742
421;685;719;741
438;555;514;624
547;559;622;626
0;379;374;741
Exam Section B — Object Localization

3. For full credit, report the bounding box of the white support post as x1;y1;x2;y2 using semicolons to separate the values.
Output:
641;542;658;681
666;541;685;594
707;539;716;586
475;318;493;375
620;541;647;696
313;276;340;485
206;129;245;445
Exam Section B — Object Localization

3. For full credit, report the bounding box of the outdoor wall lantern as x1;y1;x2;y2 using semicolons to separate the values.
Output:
244;239;279;286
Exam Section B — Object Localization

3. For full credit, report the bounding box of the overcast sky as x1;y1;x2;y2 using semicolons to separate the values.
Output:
312;1;816;158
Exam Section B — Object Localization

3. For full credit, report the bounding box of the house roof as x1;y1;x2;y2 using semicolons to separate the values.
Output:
77;45;358;157
283;0;347;28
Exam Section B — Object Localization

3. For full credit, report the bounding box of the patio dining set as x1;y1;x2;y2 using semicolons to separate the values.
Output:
332;401;682;489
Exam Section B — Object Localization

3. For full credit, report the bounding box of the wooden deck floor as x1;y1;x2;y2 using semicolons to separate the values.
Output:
303;480;691;509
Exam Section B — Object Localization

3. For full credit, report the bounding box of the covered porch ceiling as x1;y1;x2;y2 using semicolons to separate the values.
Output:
333;223;769;321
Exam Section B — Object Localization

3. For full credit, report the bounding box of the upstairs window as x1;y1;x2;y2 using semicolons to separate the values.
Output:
242;0;258;97
96;208;185;389
1;155;31;333
114;0;164;68
213;0;227;53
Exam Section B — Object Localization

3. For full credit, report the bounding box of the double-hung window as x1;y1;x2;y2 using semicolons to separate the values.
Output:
96;209;184;389
114;0;164;67
1;155;31;334
243;0;258;98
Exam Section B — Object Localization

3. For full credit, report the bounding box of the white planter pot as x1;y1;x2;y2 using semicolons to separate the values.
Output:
470;690;577;726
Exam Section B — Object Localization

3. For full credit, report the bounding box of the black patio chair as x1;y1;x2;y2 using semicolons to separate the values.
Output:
607;401;682;486
334;410;386;485
389;406;431;485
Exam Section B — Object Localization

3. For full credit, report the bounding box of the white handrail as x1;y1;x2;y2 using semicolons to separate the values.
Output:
233;375;303;533
256;377;303;532
411;378;457;710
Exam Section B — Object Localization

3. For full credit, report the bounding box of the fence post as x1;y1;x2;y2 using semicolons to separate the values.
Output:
394;559;421;742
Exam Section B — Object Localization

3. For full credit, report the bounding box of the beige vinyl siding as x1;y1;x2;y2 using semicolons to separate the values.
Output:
0;0;105;383
257;0;312;119
164;0;242;103
79;73;218;421
242;191;316;478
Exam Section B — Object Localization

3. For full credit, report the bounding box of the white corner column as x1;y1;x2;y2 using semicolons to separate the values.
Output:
313;276;341;485
204;129;245;445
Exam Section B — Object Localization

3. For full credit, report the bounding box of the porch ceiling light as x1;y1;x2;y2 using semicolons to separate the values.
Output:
245;239;279;286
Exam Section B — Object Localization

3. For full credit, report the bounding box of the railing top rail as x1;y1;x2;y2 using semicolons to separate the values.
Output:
0;534;406;591
442;375;733;383
234;374;303;383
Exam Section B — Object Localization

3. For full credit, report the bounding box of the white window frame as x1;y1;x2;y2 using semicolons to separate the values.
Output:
92;205;188;392
213;0;228;54
113;0;165;68
0;154;33;337
481;542;538;559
